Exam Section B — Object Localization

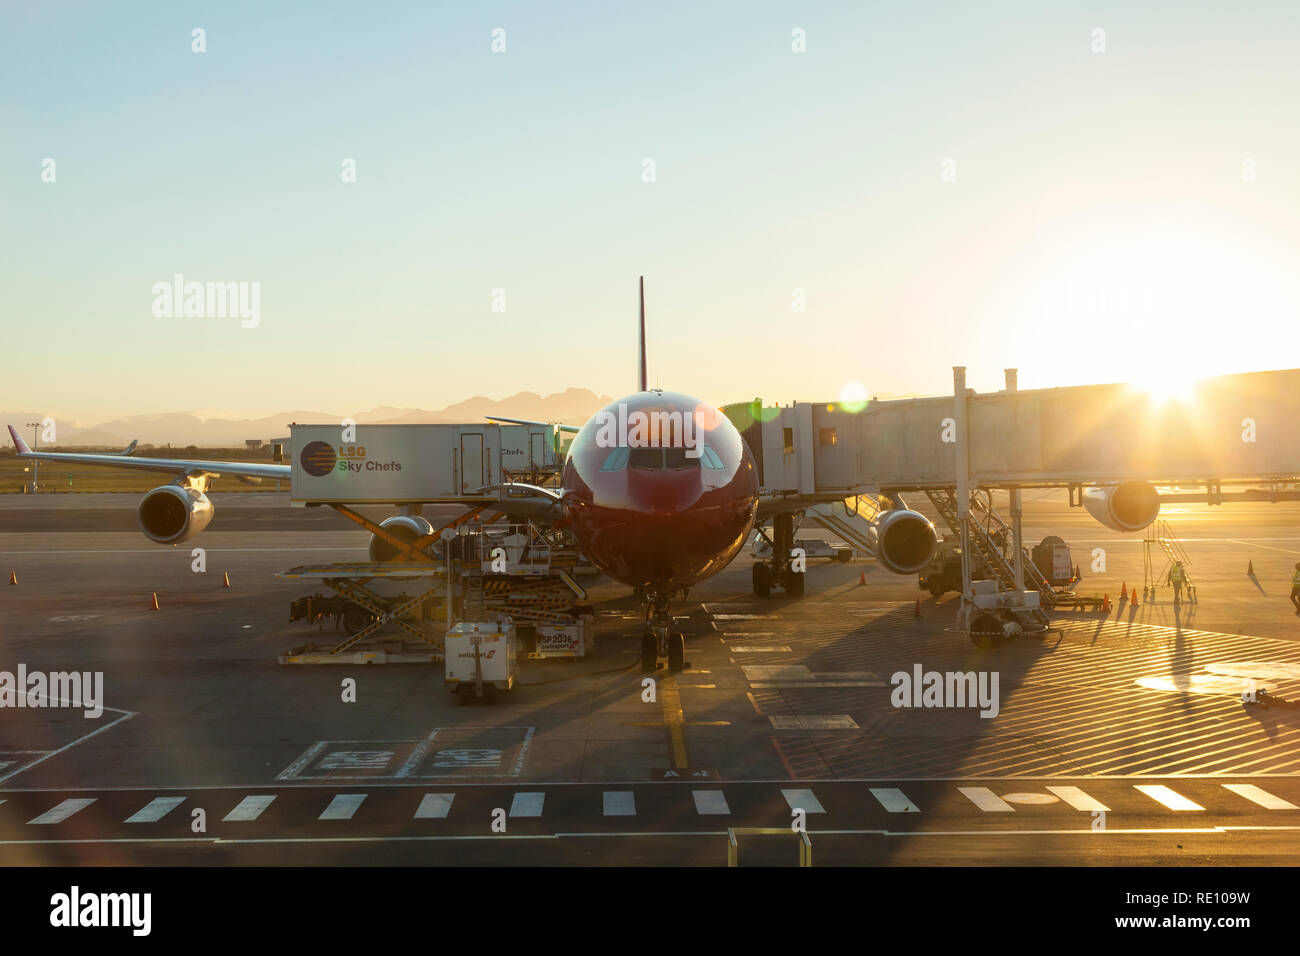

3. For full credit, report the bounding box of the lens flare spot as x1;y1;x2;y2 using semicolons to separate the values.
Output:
838;381;869;413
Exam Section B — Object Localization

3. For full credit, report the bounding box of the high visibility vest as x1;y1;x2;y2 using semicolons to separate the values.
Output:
1170;567;1185;583
1292;570;1300;587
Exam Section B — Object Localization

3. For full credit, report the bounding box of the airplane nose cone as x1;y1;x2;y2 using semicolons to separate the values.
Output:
623;466;702;514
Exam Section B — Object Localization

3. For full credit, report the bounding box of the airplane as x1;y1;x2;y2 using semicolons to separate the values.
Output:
7;278;942;671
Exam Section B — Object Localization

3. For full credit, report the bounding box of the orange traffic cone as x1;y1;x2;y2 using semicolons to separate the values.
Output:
914;599;922;619
1130;587;1139;608
1247;560;1254;576
1119;581;1127;599
8;569;16;585
859;571;866;586
222;572;231;588
1102;593;1110;612
150;592;160;610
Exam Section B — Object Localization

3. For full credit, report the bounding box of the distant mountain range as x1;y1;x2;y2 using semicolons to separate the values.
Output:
2;388;616;448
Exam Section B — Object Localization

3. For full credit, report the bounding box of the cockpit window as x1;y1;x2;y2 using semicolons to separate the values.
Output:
605;445;720;471
628;447;665;469
663;447;699;469
599;447;630;471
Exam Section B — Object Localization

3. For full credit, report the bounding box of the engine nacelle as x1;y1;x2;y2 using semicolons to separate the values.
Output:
867;508;938;575
1083;481;1161;533
137;485;214;544
369;514;436;562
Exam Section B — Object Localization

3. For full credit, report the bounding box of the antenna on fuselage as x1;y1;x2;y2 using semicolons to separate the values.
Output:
638;275;647;392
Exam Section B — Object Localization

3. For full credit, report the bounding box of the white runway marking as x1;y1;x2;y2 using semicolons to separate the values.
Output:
1135;785;1204;811
869;788;919;813
223;796;276;822
959;787;1015;812
509;792;545;818
319;794;367;820
602;791;636;816
125;797;186;823
0;708;135;786
1222;783;1298;810
781;789;825;814
692;791;731;815
742;665;813;681
414;793;456;819
768;715;860;730
1046;786;1110;812
29;798;96;824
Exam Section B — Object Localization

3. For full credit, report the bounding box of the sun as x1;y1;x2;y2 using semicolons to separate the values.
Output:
1138;370;1198;405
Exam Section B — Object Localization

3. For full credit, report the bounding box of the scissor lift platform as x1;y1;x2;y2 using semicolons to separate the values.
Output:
277;562;448;664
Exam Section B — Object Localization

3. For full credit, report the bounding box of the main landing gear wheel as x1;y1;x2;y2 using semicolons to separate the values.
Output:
667;631;685;672
970;613;1004;649
784;569;805;597
927;577;947;598
342;603;373;635
641;632;658;672
752;563;773;598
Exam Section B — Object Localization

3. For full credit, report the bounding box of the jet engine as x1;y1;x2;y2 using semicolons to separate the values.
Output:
369;514;436;562
867;508;938;575
137;485;214;544
1082;481;1161;533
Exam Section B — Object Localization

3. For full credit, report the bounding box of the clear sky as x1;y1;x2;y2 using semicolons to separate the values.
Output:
3;1;1298;422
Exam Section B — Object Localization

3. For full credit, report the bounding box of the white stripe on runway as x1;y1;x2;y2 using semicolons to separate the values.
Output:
1134;785;1204;811
319;794;367;820
1222;783;1298;810
125;796;186;823
959;787;1015;812
692;791;731;815
415;794;456;819
781;788;825;814
1046;786;1110;812
869;788;920;813
509;792;545;818
223;795;276;822
602;792;636;817
29;798;96;824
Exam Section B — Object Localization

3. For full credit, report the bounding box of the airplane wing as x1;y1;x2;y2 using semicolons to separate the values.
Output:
7;425;290;481
485;415;582;434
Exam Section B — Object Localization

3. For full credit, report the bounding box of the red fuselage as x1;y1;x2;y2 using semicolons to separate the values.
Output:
561;390;759;591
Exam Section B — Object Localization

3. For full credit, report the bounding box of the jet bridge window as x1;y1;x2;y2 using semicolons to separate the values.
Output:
819;428;837;446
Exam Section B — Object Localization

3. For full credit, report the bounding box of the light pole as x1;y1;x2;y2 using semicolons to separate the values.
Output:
25;421;41;492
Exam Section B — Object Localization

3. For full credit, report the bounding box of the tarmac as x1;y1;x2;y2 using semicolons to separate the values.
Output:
2;490;1299;865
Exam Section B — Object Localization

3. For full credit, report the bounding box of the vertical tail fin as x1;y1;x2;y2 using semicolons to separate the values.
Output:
637;276;647;392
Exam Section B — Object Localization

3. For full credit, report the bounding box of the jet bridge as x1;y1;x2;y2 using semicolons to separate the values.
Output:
725;367;1300;642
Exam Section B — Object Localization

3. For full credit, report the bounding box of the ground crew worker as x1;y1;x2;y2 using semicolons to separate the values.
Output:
1170;561;1187;603
1292;562;1300;615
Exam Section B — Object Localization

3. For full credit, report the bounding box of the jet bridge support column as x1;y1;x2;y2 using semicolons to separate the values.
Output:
954;367;973;633
1005;368;1025;592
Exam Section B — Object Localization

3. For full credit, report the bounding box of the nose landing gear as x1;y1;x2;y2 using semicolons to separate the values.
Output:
640;590;687;672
